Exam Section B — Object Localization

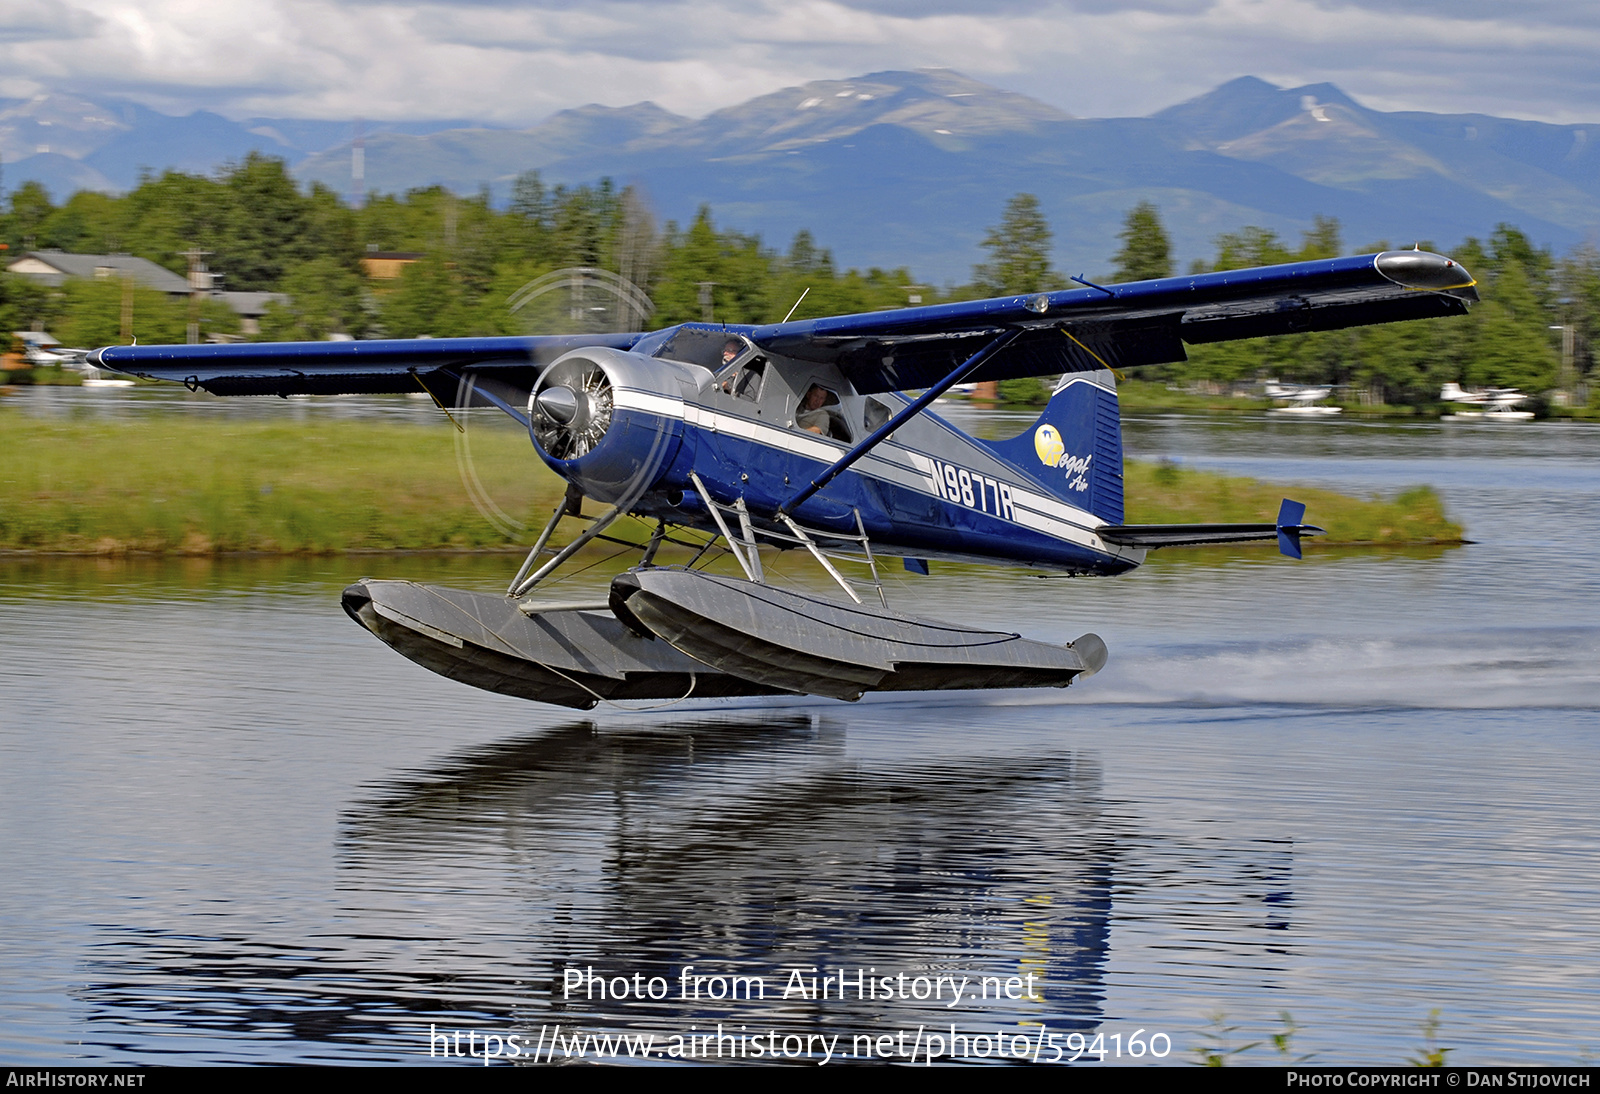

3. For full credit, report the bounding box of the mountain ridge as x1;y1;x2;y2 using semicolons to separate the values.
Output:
5;71;1596;281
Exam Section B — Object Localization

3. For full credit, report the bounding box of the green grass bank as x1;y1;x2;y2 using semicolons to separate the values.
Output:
1;413;1463;554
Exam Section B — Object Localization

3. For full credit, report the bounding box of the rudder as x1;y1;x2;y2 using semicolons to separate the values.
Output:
981;369;1125;522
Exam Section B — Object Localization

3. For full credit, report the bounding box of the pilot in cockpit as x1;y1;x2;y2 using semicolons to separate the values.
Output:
718;338;744;392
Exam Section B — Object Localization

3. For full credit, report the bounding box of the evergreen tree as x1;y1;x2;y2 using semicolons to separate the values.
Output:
651;207;722;325
1111;201;1173;282
974;194;1056;295
216;153;313;290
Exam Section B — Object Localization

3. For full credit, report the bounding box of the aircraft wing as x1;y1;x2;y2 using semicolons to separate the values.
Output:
88;250;1473;400
87;333;641;400
747;249;1476;394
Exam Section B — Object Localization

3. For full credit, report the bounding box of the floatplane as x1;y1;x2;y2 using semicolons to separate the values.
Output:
1440;382;1533;421
88;250;1477;708
1265;380;1342;416
15;332;129;386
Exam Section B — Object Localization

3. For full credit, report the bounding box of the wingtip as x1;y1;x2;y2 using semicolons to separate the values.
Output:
1375;250;1478;300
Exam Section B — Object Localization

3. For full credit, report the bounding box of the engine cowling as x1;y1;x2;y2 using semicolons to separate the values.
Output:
527;347;693;505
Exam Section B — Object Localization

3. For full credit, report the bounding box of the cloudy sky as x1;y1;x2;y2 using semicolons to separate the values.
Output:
3;0;1597;125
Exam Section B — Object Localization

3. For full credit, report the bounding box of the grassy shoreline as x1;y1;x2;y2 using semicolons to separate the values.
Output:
2;414;1464;555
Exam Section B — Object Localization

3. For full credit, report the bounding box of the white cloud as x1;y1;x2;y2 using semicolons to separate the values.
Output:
0;0;100;43
0;0;1595;124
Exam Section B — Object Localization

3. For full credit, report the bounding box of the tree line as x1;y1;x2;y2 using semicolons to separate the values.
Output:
3;155;1596;407
1109;202;1598;406
990;196;1598;407
0;155;937;347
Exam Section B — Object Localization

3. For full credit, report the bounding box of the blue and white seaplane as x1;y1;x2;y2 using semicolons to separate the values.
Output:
89;250;1476;708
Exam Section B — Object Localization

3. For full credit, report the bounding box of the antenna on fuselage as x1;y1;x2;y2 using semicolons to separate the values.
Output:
782;286;811;324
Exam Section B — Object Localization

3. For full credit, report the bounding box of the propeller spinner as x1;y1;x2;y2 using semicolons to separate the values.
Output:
530;357;614;460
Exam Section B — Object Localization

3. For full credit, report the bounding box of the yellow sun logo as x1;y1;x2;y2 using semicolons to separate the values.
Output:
1034;424;1065;467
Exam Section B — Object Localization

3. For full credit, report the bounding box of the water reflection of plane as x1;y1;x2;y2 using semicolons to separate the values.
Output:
73;716;1300;1062
76;364;135;388
345;717;1117;1036
340;718;1301;1048
1440;382;1533;421
1264;380;1341;416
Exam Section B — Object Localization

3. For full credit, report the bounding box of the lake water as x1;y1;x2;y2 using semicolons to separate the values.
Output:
2;391;1597;1066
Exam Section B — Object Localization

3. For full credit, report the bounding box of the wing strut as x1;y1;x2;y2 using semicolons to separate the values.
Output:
689;471;764;582
777;328;1023;516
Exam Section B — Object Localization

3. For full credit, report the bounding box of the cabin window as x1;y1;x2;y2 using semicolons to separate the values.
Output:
864;397;893;433
795;384;852;442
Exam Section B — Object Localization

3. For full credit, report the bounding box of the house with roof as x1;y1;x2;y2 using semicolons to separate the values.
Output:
6;251;288;337
6;251;192;295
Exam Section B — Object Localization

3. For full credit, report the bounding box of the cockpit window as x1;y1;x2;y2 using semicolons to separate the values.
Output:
652;328;752;369
732;358;766;401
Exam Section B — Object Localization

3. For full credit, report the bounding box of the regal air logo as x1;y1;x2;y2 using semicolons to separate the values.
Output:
1033;424;1066;467
1033;425;1092;493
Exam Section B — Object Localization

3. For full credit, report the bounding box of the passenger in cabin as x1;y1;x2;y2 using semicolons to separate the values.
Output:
797;384;852;441
797;384;832;434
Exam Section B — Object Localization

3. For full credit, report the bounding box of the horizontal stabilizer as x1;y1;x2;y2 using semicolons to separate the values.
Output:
1098;499;1322;558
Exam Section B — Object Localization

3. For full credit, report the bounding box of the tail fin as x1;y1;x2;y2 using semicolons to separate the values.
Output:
981;369;1125;522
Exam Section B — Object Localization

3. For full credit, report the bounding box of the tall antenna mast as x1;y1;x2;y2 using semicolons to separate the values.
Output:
350;118;366;209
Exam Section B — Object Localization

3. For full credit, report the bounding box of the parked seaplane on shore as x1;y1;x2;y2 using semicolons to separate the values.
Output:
1440;382;1534;421
14;332;130;386
1265;379;1342;415
89;249;1477;709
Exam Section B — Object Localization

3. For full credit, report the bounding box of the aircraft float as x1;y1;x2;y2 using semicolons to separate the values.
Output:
89;250;1477;708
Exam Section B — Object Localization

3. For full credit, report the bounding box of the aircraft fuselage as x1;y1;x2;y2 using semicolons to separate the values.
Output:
530;343;1145;576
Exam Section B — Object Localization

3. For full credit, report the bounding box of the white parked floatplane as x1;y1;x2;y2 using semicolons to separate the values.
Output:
1440;383;1533;421
13;332;132;386
1265;380;1341;415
